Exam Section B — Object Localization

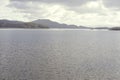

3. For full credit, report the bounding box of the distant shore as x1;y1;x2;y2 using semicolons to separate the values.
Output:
0;19;120;31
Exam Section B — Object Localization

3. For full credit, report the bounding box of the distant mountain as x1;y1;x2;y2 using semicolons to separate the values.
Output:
78;26;93;29
0;19;109;29
0;19;90;29
109;27;120;30
93;27;109;30
0;20;49;28
32;19;78;28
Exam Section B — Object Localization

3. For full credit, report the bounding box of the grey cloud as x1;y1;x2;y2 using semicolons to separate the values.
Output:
8;0;120;21
8;1;54;20
8;0;120;12
8;1;42;13
8;0;99;14
9;0;96;7
103;0;120;9
8;0;99;17
8;1;30;9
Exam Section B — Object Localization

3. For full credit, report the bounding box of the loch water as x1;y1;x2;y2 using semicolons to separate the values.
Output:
0;29;120;80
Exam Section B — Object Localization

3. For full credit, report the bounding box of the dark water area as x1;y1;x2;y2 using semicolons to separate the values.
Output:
0;29;120;80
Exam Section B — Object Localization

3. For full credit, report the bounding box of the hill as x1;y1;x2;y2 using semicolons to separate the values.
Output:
32;19;78;28
0;20;49;28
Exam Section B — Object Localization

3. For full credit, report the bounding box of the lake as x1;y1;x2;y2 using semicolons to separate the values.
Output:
0;29;120;80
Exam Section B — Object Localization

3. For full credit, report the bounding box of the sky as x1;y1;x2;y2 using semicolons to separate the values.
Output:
0;0;120;27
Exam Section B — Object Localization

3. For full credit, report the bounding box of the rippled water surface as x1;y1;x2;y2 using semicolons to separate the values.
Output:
0;29;120;80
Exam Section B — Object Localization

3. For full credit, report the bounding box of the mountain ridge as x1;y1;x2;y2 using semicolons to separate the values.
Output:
0;19;117;30
32;19;78;28
0;19;49;28
0;19;86;29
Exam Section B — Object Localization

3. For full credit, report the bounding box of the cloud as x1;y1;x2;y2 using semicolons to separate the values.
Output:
8;1;29;9
67;1;103;13
103;0;120;10
8;0;103;15
6;0;120;26
9;0;96;7
9;0;120;11
0;0;28;21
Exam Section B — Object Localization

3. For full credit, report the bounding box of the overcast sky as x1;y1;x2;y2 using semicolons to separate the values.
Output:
0;0;120;27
